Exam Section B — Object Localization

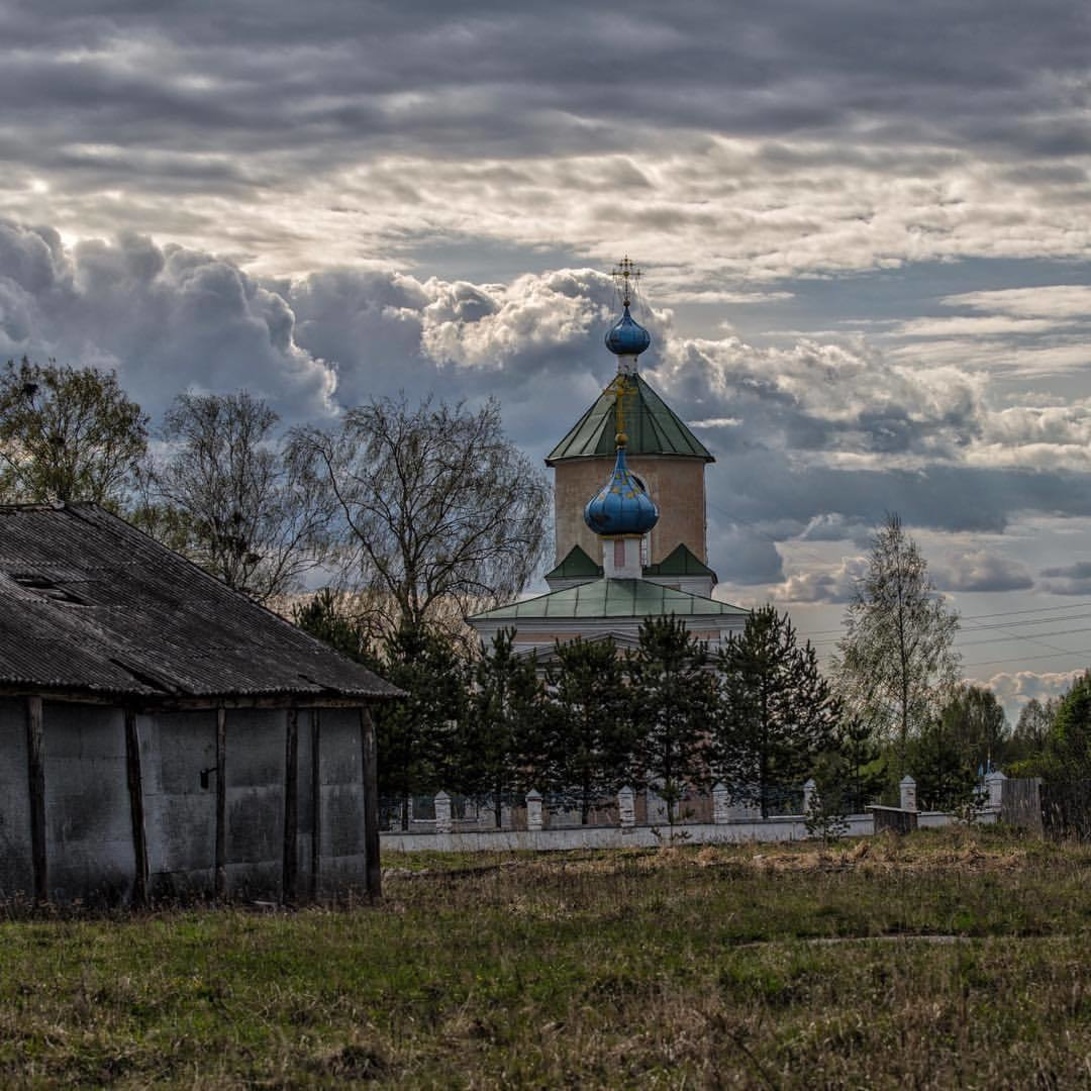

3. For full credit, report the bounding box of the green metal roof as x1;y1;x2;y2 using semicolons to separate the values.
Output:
544;544;602;581
545;373;714;464
468;579;747;622
643;543;716;579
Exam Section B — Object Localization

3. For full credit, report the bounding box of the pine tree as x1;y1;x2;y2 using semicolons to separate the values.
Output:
292;587;378;664
462;629;546;827
626;616;717;825
546;637;633;824
1042;671;1091;781
1007;697;1056;772
937;684;1009;773
829;715;887;814
907;717;981;812
715;605;841;818
295;590;470;828
377;625;468;828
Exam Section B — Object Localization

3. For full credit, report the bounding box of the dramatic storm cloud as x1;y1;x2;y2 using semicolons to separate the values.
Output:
4;0;1091;709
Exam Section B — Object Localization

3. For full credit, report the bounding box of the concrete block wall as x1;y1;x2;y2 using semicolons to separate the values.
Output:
0;698;33;897
382;783;1001;854
0;700;375;904
142;709;218;896
42;703;134;903
223;708;286;899
314;709;369;894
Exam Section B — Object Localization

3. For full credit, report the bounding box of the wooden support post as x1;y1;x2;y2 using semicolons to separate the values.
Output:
282;707;299;906
310;709;321;900
25;695;47;903
360;706;381;900
215;706;227;899
124;708;149;907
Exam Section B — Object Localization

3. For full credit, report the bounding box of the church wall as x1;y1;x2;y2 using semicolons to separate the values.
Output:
553;455;708;567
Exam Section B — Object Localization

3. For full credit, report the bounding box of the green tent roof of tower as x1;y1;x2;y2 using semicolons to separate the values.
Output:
545;373;714;464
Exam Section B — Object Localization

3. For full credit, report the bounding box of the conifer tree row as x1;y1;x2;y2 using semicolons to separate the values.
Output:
293;606;862;828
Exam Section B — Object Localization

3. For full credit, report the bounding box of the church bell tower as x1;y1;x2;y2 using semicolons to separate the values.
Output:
545;259;716;590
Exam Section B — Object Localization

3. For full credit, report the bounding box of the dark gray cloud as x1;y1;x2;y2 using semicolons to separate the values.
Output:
0;222;335;423
4;0;1089;310
707;523;785;587
2;0;1088;209
1040;561;1091;596
935;550;1034;593
10;2;1087;141
9;222;1091;635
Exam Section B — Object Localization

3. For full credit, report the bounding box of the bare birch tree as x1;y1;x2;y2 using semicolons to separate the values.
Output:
142;390;326;603
288;395;550;636
833;512;960;771
0;357;148;510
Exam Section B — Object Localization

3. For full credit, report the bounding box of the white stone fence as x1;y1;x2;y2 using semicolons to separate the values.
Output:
380;772;1006;853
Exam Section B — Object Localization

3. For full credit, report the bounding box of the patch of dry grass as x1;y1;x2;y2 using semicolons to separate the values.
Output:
2;827;1090;1087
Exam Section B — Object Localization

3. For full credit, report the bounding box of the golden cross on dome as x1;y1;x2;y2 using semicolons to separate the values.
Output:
606;372;633;444
611;256;642;308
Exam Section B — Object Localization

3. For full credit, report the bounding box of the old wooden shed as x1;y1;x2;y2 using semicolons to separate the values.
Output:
0;502;400;905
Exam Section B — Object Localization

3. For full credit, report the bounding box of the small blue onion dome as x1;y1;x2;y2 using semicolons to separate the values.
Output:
605;304;651;357
584;441;659;537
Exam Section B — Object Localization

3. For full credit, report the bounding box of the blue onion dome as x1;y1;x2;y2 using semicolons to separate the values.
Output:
583;437;659;537
604;304;651;357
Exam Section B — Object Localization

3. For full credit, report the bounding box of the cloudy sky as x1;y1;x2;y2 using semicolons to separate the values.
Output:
3;0;1091;716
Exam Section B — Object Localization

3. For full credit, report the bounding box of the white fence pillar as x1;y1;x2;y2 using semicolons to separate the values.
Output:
712;783;730;825
802;778;817;815
900;776;918;812
434;790;452;834
645;783;669;825
618;786;636;829
985;771;1006;809
526;789;543;831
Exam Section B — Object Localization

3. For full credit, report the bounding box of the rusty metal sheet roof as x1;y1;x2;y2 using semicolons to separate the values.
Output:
0;503;400;702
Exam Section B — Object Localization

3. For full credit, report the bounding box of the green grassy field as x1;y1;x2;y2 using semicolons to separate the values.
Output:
4;827;1091;1088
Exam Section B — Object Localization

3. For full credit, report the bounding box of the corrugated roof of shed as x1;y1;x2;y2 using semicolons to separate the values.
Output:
0;503;400;701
